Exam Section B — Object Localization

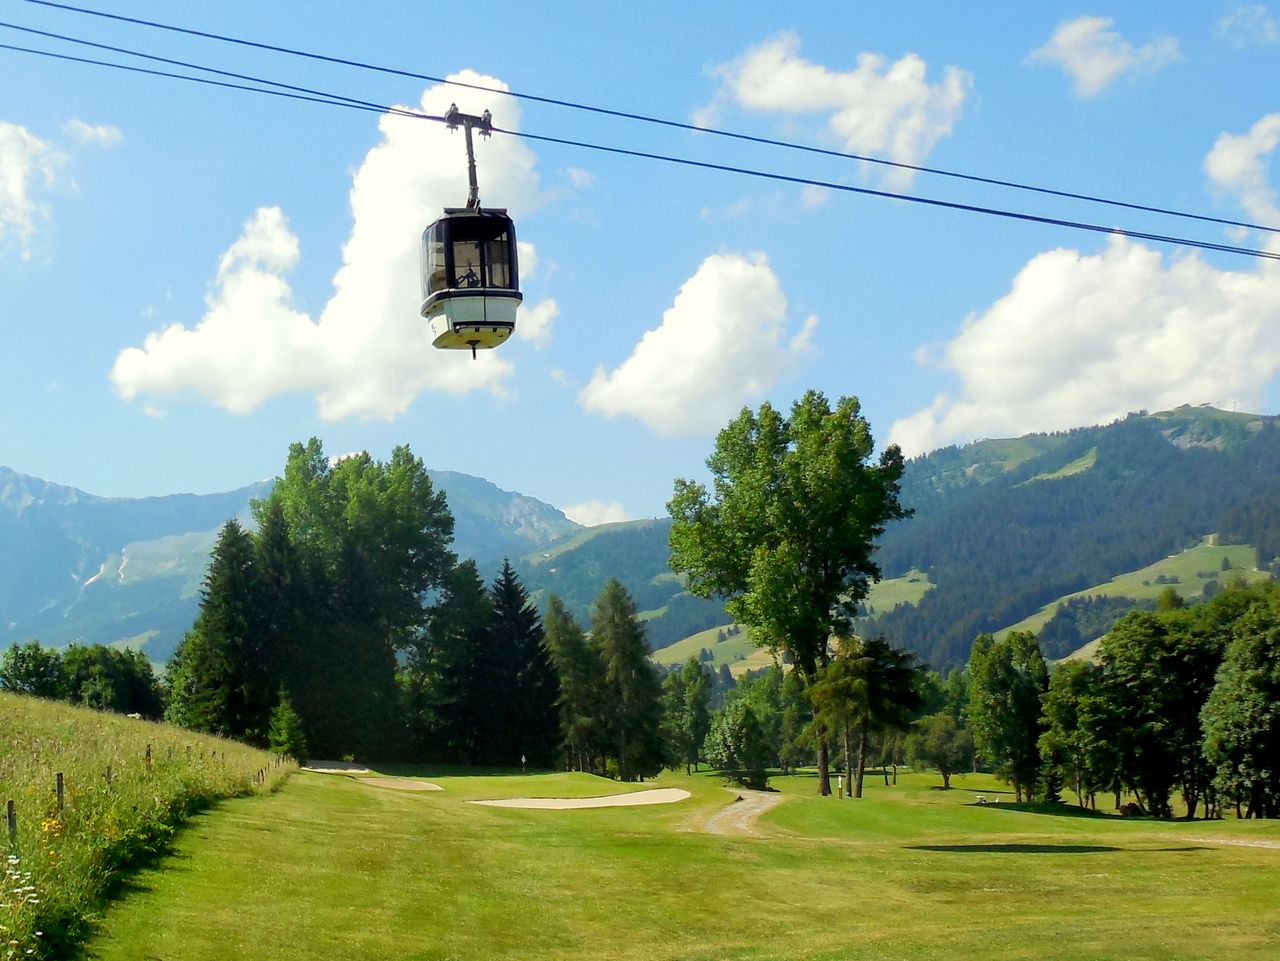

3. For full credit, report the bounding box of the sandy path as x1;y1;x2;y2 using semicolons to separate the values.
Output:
354;777;444;792
471;788;691;810
700;789;785;836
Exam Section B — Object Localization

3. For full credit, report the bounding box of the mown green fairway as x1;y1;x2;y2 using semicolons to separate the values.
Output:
87;767;1279;960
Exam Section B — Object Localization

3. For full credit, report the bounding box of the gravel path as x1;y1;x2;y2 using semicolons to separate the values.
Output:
701;789;785;836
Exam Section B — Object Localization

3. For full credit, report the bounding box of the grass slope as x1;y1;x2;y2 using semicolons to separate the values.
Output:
1023;446;1097;484
651;571;934;676
996;539;1267;640
88;767;1280;961
0;694;292;959
523;519;662;567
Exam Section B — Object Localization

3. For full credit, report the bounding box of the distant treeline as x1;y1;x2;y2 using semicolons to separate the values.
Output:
0;642;163;716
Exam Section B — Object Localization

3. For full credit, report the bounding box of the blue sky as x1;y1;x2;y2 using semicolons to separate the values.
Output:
2;1;1278;523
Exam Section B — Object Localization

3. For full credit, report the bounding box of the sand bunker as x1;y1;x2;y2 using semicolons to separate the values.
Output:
303;760;373;775
354;777;443;793
471;788;691;810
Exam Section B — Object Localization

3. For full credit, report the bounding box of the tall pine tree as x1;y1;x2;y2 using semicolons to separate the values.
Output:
490;561;561;768
593;579;663;781
168;519;271;741
544;594;606;772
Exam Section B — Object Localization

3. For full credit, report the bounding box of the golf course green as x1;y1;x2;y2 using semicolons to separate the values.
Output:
88;767;1280;960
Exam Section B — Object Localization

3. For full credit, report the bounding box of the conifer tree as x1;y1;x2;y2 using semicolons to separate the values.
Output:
680;656;712;771
268;689;308;762
168;519;270;740
544;594;605;772
427;560;496;763
593;579;663;781
490;560;560;767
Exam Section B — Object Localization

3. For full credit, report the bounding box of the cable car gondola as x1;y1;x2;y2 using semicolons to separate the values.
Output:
421;106;522;358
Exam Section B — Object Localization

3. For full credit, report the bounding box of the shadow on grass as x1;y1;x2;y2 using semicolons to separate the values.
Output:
969;801;1130;819
906;843;1210;854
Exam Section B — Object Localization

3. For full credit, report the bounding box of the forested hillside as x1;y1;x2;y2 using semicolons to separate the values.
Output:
516;519;728;650
868;408;1280;667
4;407;1277;669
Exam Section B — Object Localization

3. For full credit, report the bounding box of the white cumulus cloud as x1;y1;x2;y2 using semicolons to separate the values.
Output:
1204;112;1280;230
891;114;1280;456
578;252;816;436
112;72;547;419
697;32;970;189
0;121;64;256
1216;5;1280;47
562;500;632;527
516;297;558;348
1028;16;1181;98
63;119;124;147
889;238;1280;455
112;207;321;412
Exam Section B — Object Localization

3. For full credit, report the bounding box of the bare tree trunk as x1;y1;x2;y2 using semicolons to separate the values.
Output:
855;727;869;799
817;736;831;796
842;725;854;799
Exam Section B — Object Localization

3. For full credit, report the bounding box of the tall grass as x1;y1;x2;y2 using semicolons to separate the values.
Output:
0;692;293;960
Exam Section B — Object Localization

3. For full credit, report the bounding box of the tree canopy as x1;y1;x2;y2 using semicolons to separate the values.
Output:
668;390;909;793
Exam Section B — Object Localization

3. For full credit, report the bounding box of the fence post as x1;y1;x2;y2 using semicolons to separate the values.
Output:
6;799;16;848
56;772;65;814
104;765;113;786
145;744;152;773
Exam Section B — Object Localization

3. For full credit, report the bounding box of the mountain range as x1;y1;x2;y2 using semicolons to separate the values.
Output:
0;465;579;662
3;405;1277;670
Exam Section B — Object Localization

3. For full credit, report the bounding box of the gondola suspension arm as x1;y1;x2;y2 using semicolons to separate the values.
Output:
445;103;491;211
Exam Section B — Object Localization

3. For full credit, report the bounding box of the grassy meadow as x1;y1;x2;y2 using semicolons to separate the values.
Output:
87;765;1279;961
0;693;293;959
996;539;1268;643
652;571;935;677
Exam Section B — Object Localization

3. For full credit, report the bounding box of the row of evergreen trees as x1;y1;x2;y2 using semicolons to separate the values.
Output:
163;439;671;777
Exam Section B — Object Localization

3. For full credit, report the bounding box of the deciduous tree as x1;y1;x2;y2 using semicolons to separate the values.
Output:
967;631;1048;803
669;391;909;794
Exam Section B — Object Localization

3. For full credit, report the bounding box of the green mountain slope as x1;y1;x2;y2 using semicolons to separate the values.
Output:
5;406;1277;672
515;518;729;650
534;406;1279;670
994;537;1268;657
868;406;1280;667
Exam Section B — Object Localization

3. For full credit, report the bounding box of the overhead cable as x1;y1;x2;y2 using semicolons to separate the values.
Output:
2;39;1278;264
15;0;1280;237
